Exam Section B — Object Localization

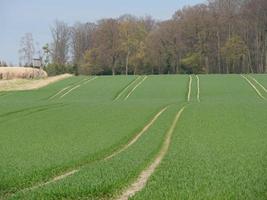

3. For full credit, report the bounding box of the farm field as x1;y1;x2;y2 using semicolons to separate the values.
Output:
0;74;266;200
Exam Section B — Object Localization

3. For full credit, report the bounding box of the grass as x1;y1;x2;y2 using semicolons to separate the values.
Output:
128;75;188;104
133;102;267;200
132;75;267;200
0;75;186;198
250;74;267;98
0;74;266;199
10;105;185;200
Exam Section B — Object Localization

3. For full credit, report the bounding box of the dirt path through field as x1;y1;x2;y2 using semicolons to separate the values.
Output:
114;76;141;101
116;106;186;200
241;75;265;99
124;76;147;100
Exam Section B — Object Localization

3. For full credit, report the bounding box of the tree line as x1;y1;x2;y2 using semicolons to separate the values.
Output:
20;0;267;75
0;60;9;67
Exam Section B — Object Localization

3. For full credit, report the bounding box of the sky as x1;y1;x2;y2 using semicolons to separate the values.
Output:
0;0;204;65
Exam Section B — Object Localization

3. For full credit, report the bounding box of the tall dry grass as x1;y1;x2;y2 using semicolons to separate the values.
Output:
0;67;47;80
0;74;72;91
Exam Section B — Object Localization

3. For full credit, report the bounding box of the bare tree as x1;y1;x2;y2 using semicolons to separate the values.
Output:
45;0;267;75
94;19;120;75
71;22;96;73
50;20;70;66
19;33;35;67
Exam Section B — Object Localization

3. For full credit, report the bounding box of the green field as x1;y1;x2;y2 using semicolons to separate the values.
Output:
0;74;266;200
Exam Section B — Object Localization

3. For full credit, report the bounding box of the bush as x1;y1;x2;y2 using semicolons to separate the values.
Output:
44;64;76;76
181;53;205;74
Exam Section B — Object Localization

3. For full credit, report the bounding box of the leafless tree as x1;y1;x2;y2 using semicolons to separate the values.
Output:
71;22;96;66
46;0;267;75
50;20;70;66
19;33;35;67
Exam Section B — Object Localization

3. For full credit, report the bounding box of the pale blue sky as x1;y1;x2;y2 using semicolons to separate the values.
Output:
0;0;205;64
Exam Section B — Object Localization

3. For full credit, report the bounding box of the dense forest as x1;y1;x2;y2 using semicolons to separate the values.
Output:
21;0;267;75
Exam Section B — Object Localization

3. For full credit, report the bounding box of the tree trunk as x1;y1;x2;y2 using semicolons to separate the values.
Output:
247;48;253;73
134;66;137;75
227;0;231;40
158;55;161;74
125;49;130;75
242;55;246;73
256;28;260;73
228;23;231;40
216;31;221;73
226;61;229;74
205;56;209;74
265;30;267;72
176;59;179;74
112;56;116;76
178;52;181;73
260;50;264;73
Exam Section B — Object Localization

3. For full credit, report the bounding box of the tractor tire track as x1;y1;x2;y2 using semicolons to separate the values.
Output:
124;76;147;100
59;85;81;98
116;106;186;200
196;75;200;102
0;92;13;98
0;103;63;119
248;75;267;93
82;76;98;85
75;77;92;85
241;75;265;99
18;170;79;194
0;92;7;97
0;103;66;124
104;106;169;160
12;106;169;196
113;76;141;101
49;86;72;100
48;77;92;100
57;77;97;99
187;75;192;102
